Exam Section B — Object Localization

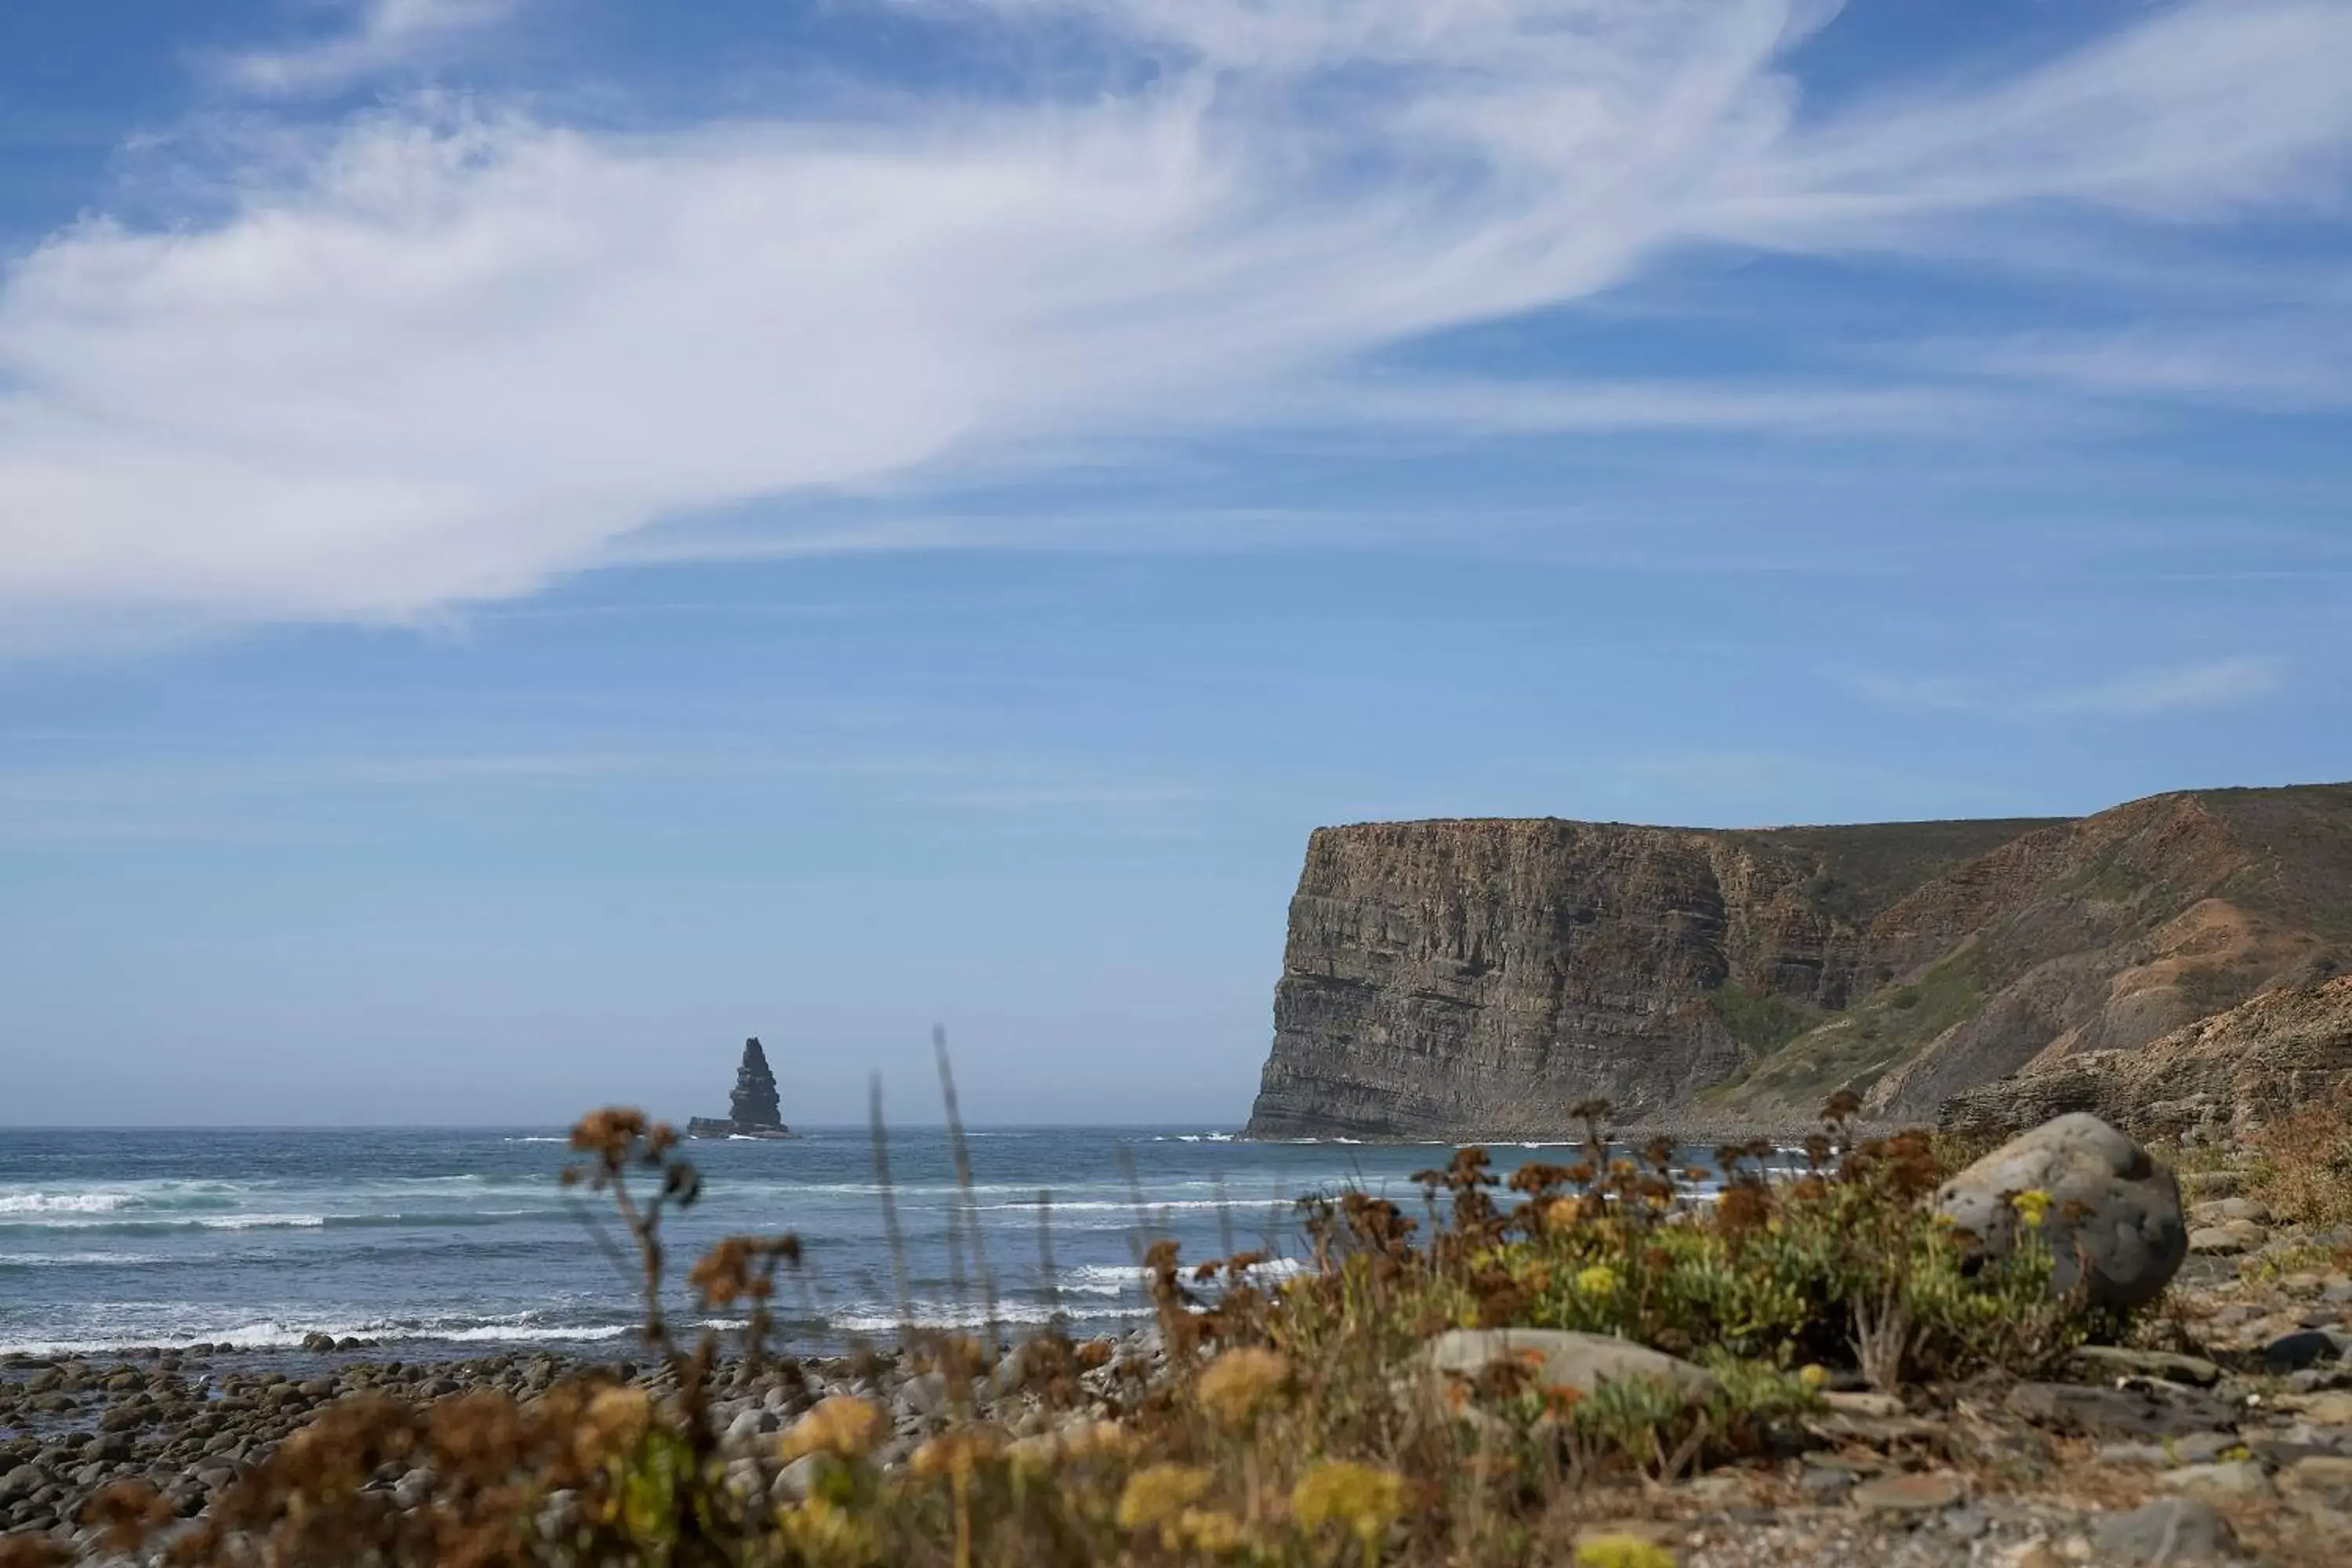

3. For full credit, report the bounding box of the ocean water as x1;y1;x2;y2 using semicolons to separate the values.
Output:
0;1127;1618;1359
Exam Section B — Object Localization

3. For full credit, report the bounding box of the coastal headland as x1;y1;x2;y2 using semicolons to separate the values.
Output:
1244;782;2352;1142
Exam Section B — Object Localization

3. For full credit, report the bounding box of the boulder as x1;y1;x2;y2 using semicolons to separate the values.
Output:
1422;1329;1716;1399
1933;1112;2185;1308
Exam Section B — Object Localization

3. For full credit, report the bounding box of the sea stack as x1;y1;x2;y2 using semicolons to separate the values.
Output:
688;1037;791;1138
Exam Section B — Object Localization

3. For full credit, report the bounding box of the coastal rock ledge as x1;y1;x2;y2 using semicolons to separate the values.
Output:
1241;784;2352;1141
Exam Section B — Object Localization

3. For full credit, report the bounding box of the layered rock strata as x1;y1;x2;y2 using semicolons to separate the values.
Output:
1243;785;2352;1139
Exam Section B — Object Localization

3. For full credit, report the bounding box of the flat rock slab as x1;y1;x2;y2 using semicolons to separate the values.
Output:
2161;1459;2271;1500
2092;1496;2237;1563
1421;1329;1717;1398
2281;1454;2352;1500
1849;1472;1964;1513
2071;1345;2222;1388
2005;1381;2236;1441
2188;1221;2267;1255
1802;1411;1946;1448
2096;1432;2240;1468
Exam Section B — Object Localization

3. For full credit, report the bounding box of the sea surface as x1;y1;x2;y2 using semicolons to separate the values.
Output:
0;1126;1635;1360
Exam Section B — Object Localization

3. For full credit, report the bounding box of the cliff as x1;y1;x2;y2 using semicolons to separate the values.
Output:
1241;784;2352;1139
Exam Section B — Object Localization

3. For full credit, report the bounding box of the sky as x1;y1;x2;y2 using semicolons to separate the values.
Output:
2;0;2348;1128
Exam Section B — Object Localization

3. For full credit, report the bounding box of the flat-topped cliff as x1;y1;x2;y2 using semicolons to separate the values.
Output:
1241;784;2352;1138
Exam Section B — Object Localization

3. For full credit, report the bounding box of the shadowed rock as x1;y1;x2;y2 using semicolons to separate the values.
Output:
688;1038;789;1138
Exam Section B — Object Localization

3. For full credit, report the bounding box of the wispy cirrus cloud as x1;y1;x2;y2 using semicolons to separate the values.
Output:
1854;656;2288;720
2;0;2350;637
223;0;524;96
1912;321;2352;410
2034;656;2288;717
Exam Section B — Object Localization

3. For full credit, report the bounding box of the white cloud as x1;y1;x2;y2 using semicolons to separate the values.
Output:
1854;657;2288;719
227;0;523;96
1916;322;2352;409
2034;656;2287;717
4;0;2351;635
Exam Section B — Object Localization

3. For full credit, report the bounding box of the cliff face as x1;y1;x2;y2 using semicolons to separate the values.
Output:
1242;785;2352;1139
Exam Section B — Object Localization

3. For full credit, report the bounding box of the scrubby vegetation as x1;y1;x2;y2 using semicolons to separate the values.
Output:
1702;986;1814;1055
2243;1088;2352;1230
0;1098;2105;1568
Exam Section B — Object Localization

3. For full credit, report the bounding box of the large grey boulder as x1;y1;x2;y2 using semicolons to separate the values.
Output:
1933;1112;2186;1308
1423;1328;1717;1398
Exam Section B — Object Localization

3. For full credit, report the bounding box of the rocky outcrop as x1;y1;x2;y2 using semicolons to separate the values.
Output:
1940;977;2352;1142
688;1038;789;1138
1242;784;2352;1139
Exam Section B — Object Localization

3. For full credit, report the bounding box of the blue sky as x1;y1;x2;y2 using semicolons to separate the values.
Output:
2;0;2348;1127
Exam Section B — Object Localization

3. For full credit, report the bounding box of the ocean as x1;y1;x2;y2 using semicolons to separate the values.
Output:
0;1126;1621;1360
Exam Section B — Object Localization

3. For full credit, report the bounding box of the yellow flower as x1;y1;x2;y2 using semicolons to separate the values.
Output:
775;1497;884;1567
1291;1459;1406;1544
1575;1534;1678;1568
779;1396;885;1464
1797;1364;1830;1389
1576;1265;1620;1298
570;1385;652;1469
1007;1418;1131;1474
1178;1508;1247;1554
1117;1464;1214;1531
1196;1347;1290;1427
2009;1189;2054;1229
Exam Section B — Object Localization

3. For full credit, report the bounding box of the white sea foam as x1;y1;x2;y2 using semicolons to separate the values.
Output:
826;1301;1156;1336
0;1192;137;1214
1057;1256;1304;1296
430;1323;636;1344
0;1313;642;1357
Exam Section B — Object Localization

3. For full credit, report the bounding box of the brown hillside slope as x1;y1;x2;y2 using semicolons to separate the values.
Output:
1723;785;2352;1126
1243;783;2352;1139
1938;976;2352;1142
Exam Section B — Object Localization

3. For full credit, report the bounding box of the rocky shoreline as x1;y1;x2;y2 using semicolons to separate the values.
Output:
11;1147;2352;1563
10;1224;2352;1564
